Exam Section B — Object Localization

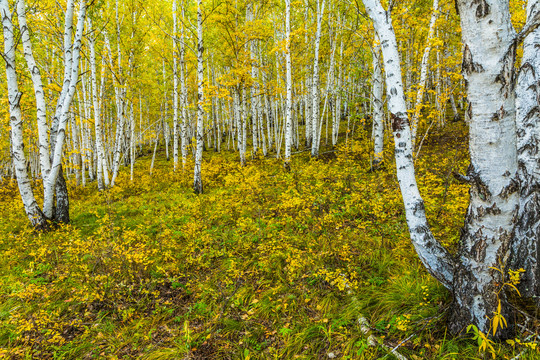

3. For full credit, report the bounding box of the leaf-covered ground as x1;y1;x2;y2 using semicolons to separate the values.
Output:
0;123;538;359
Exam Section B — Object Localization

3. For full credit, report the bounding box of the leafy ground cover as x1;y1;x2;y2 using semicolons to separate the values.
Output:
0;122;538;359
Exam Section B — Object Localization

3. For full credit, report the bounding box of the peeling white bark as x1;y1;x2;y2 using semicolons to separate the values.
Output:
453;0;519;336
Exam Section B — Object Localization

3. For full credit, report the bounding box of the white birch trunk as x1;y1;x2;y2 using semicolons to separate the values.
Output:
180;2;188;170
410;0;439;144
304;0;312;147
16;0;51;177
42;0;87;220
1;0;48;229
194;0;204;194
284;0;293;167
172;0;179;171
453;0;519;336
512;0;540;300
310;0;325;157
372;38;385;167
88;17;109;190
362;0;455;290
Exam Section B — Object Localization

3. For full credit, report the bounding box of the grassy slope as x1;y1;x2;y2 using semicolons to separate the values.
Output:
0;122;536;359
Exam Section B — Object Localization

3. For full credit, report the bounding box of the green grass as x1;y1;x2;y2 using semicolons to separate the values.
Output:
0;122;538;359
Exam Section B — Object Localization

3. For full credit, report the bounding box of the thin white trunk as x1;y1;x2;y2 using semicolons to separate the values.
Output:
410;0;439;143
180;2;188;170
304;0;312;147
362;0;455;290
1;0;47;229
513;0;540;299
310;0;325;157
88;17;109;189
284;0;293;167
372;37;384;167
194;0;204;194
43;0;87;219
16;0;50;177
172;0;179;171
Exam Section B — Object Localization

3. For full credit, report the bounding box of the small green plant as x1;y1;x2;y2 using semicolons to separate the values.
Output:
467;324;496;359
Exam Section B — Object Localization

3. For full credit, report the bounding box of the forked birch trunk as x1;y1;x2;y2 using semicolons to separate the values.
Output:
43;0;87;221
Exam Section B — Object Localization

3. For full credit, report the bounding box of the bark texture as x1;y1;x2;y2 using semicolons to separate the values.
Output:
512;0;540;300
453;0;519;337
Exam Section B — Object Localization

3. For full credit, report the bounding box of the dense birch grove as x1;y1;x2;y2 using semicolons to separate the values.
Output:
2;0;540;346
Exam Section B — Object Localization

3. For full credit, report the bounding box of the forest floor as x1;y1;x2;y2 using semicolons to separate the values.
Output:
0;122;539;359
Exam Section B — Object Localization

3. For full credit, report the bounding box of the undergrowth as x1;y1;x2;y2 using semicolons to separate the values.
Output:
0;122;537;359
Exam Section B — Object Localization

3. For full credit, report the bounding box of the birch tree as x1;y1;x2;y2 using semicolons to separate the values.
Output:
88;17;109;190
512;0;540;300
16;0;49;180
310;0;325;157
410;0;439;144
43;0;87;221
180;1;188;170
194;0;205;194
284;0;293;168
360;0;535;337
1;0;48;229
371;37;384;167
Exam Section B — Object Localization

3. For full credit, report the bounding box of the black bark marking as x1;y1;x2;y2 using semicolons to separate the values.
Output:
466;101;472;121
413;201;425;216
520;62;536;78
462;45;484;75
471;238;487;262
491;106;506;121
500;178;519;199
524;106;540;122
474;0;490;18
495;42;517;97
390;112;408;132
485;203;502;215
467;165;492;201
